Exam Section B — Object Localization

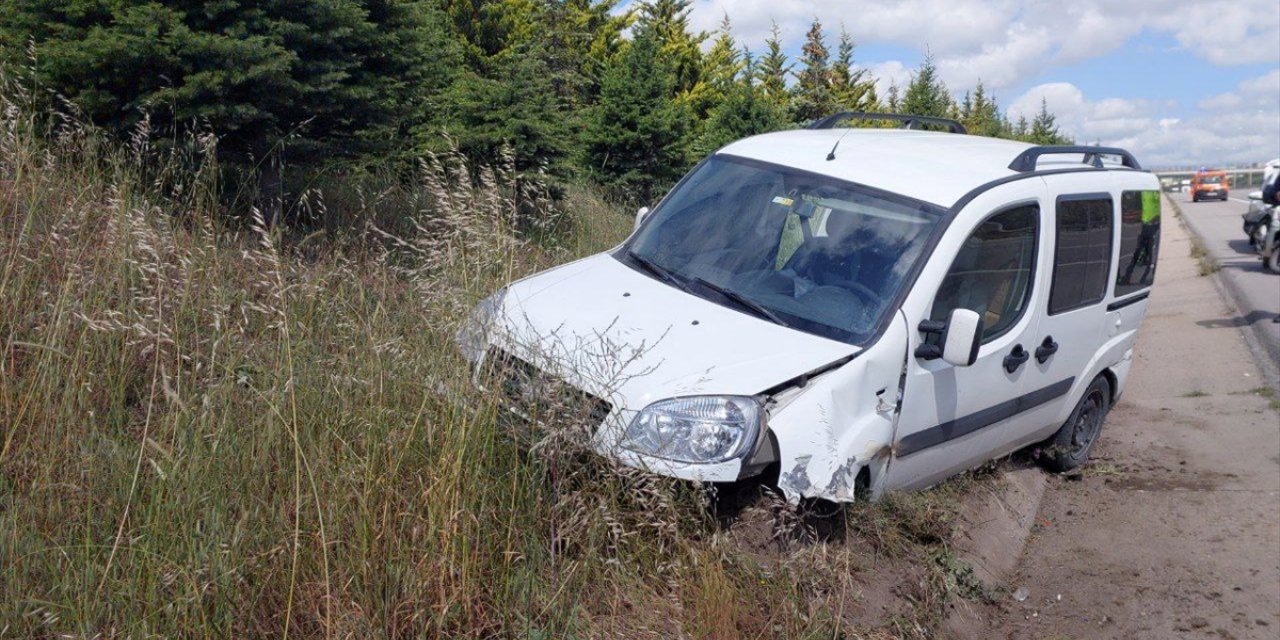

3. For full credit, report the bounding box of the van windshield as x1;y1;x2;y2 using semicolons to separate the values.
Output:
621;155;945;345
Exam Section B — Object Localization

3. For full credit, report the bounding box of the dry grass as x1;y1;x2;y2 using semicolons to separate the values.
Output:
0;72;986;638
1164;196;1220;276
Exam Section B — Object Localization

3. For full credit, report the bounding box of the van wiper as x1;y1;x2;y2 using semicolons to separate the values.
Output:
693;277;789;328
626;250;687;291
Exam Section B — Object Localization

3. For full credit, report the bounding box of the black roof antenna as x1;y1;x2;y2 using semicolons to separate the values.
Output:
826;129;852;161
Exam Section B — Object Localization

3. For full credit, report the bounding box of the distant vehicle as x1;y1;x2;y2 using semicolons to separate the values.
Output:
1190;169;1229;202
460;112;1161;502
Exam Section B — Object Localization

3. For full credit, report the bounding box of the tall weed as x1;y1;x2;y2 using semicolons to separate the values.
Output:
0;70;978;638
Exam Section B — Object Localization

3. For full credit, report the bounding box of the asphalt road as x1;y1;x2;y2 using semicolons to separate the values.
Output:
1174;191;1280;388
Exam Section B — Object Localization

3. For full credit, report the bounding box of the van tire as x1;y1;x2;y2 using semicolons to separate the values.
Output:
1039;376;1111;472
1265;247;1280;273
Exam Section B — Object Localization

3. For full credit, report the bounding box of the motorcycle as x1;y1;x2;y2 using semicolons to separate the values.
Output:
1242;191;1271;250
1244;190;1280;273
1261;212;1280;273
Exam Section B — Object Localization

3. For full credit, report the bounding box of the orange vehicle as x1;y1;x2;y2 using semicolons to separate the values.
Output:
1190;169;1229;202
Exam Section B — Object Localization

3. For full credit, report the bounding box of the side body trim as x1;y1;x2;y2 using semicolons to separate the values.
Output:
897;377;1076;457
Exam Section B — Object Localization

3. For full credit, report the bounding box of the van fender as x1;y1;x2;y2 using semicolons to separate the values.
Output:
1052;324;1139;426
767;314;909;503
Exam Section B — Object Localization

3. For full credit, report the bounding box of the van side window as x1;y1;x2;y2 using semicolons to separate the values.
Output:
930;204;1038;343
1115;190;1160;296
1049;195;1113;314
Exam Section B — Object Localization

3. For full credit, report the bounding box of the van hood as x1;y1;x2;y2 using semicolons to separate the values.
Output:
490;253;860;409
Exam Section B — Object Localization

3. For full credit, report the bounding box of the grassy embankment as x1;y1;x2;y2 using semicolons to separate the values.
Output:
0;78;988;638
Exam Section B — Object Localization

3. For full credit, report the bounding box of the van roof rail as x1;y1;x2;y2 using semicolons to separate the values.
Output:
1008;145;1144;172
807;111;967;134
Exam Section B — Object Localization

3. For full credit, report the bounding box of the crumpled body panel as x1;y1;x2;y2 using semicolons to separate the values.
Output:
770;312;909;502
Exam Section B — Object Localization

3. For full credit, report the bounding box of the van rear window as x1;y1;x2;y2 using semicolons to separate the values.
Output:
1049;195;1113;315
1114;191;1160;296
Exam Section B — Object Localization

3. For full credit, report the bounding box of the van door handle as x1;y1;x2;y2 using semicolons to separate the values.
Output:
1035;336;1059;364
1003;344;1030;373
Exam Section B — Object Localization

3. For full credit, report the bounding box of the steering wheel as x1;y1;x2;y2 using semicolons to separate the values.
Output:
839;280;886;311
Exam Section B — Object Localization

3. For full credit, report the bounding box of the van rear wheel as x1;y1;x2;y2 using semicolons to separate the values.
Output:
1039;376;1111;472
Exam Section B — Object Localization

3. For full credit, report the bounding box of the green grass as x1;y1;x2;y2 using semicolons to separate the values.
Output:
1188;241;1220;276
0;79;986;638
1226;386;1280;411
1164;196;1221;276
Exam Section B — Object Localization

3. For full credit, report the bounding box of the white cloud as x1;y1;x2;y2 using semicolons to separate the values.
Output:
1240;69;1280;95
682;0;1280;93
1198;69;1280;112
1009;80;1280;167
1197;92;1242;112
864;60;911;98
934;23;1053;91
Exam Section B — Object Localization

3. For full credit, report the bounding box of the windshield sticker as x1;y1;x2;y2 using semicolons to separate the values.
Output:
772;196;795;207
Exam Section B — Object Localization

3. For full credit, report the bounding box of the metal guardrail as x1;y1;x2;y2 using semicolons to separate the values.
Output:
1154;168;1267;191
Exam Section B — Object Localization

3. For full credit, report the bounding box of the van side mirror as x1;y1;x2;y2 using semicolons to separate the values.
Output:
634;206;651;231
913;309;984;366
942;309;984;367
1248;191;1263;201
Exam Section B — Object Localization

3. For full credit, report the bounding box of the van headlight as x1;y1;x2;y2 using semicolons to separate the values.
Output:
622;396;761;463
456;288;506;363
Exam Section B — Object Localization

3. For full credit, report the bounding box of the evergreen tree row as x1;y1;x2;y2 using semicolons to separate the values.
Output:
0;0;1072;208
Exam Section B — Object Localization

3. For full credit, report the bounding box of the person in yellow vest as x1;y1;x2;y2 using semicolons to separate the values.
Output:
1121;191;1161;286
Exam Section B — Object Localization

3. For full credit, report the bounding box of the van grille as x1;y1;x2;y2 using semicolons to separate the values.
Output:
483;349;613;433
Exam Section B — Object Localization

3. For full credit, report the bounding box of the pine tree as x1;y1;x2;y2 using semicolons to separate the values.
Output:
902;55;952;119
697;48;786;155
703;15;742;97
582;29;689;203
1029;97;1071;144
635;0;705;96
565;0;630;91
443;42;573;178
758;22;792;114
886;82;901;111
830;27;876;112
681;13;739;125
442;0;519;66
526;0;629;126
1;0;448;166
961;81;1004;138
791;18;835;123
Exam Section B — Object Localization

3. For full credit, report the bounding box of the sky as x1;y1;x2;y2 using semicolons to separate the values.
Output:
627;0;1280;169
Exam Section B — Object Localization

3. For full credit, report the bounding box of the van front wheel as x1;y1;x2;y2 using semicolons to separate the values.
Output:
1039;377;1111;472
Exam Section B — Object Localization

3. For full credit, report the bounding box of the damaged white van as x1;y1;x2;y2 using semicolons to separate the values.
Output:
458;112;1162;503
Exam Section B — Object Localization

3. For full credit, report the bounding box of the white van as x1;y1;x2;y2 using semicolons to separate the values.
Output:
458;113;1162;502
